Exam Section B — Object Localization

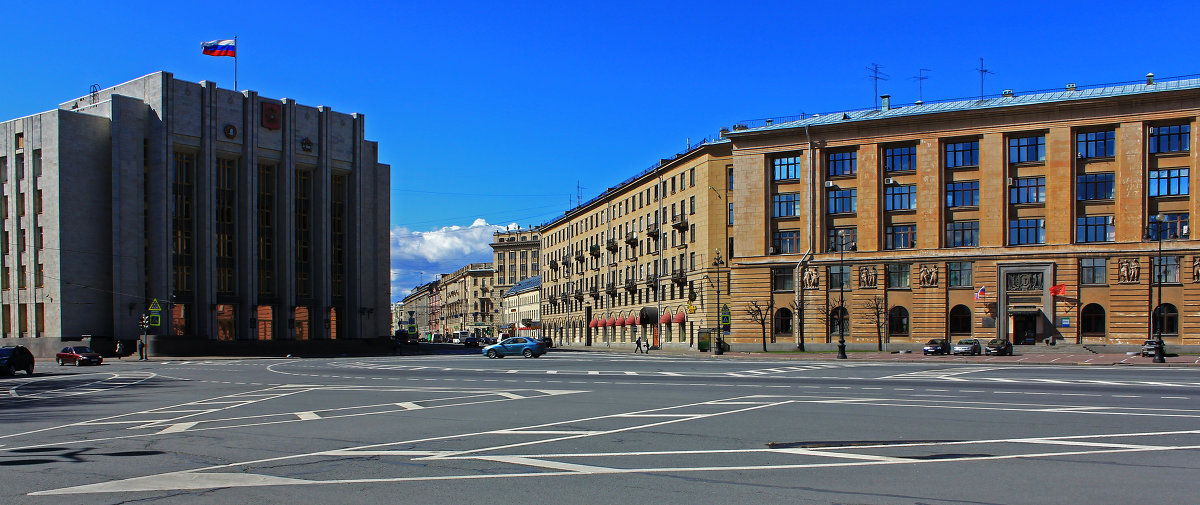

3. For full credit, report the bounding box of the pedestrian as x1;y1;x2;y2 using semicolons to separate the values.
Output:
634;336;644;353
137;338;147;361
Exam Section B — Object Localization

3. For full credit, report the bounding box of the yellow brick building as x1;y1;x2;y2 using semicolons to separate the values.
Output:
724;76;1199;349
539;141;732;349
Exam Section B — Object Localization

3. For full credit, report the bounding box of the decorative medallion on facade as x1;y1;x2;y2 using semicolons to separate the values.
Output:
919;264;939;287
802;267;820;290
858;265;877;288
1005;272;1043;292
223;124;237;139
1117;258;1140;284
301;137;314;152
261;102;282;130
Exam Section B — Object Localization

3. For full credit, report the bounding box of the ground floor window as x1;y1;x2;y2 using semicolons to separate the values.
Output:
256;305;273;340
1152;303;1178;335
888;306;909;336
774;308;792;335
829;306;849;340
216;305;236;341
294;306;311;340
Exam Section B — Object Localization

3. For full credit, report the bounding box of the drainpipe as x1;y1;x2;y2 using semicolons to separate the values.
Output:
793;248;811;351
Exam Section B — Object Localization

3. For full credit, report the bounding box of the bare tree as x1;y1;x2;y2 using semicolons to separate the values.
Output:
791;298;806;352
744;299;774;352
813;301;836;344
861;296;887;351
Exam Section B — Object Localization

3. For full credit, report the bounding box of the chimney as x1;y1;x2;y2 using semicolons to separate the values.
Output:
1066;83;1077;91
1146;73;1155;85
880;94;891;111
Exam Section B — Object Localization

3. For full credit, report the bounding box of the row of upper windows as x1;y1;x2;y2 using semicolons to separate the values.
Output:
773;213;1190;253
771;257;1186;293
543;166;703;248
772;124;1192;181
772;169;1190;217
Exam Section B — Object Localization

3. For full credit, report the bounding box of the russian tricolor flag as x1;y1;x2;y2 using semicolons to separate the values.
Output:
201;39;236;57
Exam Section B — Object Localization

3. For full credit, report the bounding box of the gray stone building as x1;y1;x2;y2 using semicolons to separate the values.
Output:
0;71;390;356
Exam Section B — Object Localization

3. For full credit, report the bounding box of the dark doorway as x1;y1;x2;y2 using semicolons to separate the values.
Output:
1012;313;1039;345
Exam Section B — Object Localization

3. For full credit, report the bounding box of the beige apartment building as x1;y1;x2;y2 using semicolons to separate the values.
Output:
724;75;1200;349
539;140;733;349
440;262;495;337
490;227;540;333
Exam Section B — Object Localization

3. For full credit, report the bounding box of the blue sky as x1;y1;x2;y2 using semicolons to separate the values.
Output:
4;1;1195;301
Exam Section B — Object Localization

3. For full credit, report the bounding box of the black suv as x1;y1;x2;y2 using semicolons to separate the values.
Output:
0;345;35;375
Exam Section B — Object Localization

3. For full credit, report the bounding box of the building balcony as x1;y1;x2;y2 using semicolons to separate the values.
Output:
588;286;600;299
647;223;660;237
624;279;637;292
671;270;687;285
671;215;688;230
625;232;639;245
589;245;601;257
548;259;559;271
606;238;619;252
605;283;618;296
645;274;658;287
573;289;584;301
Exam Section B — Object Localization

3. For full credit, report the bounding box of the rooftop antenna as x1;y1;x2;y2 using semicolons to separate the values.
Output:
576;180;584;207
913;68;931;102
89;84;100;104
866;63;889;109
975;57;995;99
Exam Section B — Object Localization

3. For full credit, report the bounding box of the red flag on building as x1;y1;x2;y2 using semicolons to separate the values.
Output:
1049;284;1067;296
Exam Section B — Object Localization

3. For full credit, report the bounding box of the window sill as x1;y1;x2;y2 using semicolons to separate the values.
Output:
1007;243;1047;247
1011;202;1046;208
1078;156;1116;163
946;164;980;170
947;205;980;211
828;174;858;180
1149;194;1190;201
886;287;912;291
884;169;916;175
1009;161;1046;167
1150;151;1189;159
886;208;917;214
1077;198;1114;204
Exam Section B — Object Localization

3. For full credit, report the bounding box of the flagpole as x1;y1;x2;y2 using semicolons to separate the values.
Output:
234;35;238;90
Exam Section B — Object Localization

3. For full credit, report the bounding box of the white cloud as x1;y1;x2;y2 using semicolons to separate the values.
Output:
389;218;519;301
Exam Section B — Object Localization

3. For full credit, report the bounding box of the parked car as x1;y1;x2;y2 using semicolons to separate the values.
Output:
923;339;951;355
56;346;103;366
1141;339;1164;358
0;345;35;375
952;338;983;356
985;338;1014;356
482;337;546;358
462;336;481;347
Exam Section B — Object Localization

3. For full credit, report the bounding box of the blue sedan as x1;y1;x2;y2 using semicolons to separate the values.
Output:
483;337;545;358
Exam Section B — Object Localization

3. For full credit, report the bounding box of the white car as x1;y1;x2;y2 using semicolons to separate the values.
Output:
952;338;982;356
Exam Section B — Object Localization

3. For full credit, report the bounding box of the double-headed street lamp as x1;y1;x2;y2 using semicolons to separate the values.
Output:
713;249;725;356
835;229;849;360
1147;214;1174;364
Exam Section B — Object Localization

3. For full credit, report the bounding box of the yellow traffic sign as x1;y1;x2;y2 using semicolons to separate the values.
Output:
148;299;162;312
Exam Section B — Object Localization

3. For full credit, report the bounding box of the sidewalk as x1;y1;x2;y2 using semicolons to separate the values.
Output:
554;343;1200;367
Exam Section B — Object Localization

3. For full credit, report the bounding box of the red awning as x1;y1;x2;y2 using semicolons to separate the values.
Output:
613;317;624;327
673;311;686;323
597;319;607;327
607;317;617;327
659;313;672;324
589;320;598;328
625;315;637;326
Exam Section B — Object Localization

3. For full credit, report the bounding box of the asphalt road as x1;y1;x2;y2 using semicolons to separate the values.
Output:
2;345;1199;504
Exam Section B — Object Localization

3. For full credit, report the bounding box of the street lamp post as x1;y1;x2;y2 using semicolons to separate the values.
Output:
713;249;725;355
1149;215;1168;363
836;230;848;359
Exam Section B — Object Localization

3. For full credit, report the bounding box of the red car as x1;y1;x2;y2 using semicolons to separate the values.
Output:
56;346;103;366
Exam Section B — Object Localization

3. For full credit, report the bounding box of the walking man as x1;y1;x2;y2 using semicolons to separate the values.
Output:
634;336;644;353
